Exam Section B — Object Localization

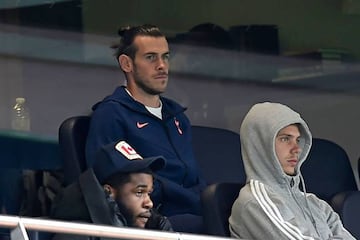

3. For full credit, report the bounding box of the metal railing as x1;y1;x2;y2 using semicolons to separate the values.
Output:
0;215;232;240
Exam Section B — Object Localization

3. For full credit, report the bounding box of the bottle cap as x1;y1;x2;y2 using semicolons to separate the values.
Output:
15;98;25;104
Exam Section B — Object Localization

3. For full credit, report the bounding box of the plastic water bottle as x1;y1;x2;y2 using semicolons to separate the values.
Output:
11;97;31;131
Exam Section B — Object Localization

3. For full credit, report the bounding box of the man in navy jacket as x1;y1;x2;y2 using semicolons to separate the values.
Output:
85;24;206;233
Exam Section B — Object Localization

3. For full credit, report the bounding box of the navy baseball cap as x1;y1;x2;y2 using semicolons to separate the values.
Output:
93;141;166;183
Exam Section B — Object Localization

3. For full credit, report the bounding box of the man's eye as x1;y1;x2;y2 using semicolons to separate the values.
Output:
146;55;156;61
280;137;289;142
163;54;170;61
135;191;144;197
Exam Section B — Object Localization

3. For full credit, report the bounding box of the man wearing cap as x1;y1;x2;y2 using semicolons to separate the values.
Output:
50;141;172;240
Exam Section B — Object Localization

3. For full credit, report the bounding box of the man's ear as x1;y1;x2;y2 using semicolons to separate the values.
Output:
119;54;133;72
103;184;115;198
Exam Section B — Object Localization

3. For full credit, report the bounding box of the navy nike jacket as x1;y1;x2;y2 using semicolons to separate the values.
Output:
85;86;207;216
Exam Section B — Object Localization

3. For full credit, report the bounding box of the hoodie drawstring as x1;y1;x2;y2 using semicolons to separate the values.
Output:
299;173;321;237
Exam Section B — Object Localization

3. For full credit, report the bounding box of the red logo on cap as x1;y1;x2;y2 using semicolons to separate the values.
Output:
115;141;143;160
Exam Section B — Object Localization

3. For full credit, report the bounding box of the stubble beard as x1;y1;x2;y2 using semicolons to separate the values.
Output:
115;196;137;227
134;75;166;96
133;65;167;96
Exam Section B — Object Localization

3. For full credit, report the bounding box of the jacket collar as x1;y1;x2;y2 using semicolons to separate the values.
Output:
92;86;187;120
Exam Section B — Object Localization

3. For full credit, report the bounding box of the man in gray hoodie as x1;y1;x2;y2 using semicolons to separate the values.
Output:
229;102;355;240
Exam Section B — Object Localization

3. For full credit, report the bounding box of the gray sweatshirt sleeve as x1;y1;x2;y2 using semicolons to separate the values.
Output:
229;191;355;240
229;197;317;240
311;195;355;240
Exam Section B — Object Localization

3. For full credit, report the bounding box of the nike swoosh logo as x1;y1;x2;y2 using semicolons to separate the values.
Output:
137;122;149;129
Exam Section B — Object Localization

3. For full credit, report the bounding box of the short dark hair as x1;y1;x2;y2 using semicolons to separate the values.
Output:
112;24;165;61
103;168;154;188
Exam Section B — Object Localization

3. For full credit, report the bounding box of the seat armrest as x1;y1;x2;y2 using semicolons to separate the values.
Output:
331;191;360;239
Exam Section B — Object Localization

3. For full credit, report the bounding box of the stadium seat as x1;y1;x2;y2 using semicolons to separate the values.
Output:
201;182;242;236
58;115;90;186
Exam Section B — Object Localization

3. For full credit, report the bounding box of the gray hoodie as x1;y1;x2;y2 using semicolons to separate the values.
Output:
229;102;354;240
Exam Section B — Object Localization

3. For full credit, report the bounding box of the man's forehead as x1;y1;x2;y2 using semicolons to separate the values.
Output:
278;124;300;135
128;172;153;183
134;36;169;53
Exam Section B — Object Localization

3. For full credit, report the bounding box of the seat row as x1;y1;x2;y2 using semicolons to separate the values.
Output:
59;116;360;239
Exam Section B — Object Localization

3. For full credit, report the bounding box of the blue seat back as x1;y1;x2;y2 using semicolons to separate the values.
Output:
191;125;245;185
58;116;90;186
201;182;242;236
301;138;357;203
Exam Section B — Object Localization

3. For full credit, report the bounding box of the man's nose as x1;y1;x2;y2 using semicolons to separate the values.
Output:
291;142;302;154
143;194;153;209
156;58;167;70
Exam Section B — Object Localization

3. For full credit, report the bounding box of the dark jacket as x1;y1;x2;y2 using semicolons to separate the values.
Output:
50;169;172;240
85;86;207;216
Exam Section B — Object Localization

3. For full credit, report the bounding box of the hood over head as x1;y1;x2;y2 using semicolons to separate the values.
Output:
240;102;312;185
